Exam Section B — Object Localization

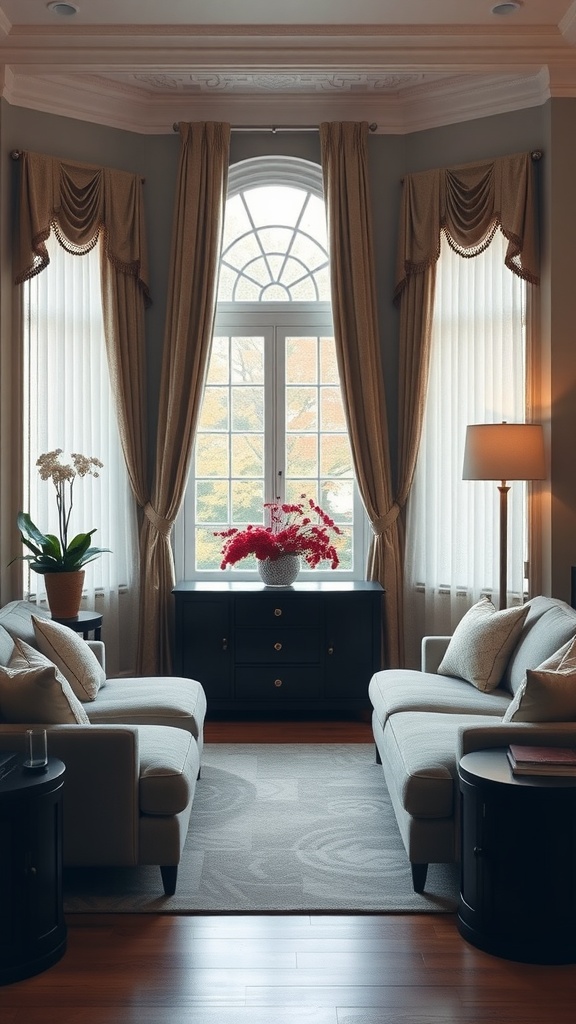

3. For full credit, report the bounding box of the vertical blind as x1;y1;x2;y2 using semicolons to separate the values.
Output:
404;230;527;667
23;233;139;676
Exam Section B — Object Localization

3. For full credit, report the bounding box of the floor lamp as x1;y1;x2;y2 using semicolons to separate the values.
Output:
462;422;546;611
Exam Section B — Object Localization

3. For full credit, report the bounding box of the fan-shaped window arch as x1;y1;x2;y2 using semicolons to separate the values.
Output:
175;156;365;581
218;158;330;303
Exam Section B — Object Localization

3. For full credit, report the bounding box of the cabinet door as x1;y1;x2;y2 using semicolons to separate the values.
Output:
175;597;232;701
325;594;381;698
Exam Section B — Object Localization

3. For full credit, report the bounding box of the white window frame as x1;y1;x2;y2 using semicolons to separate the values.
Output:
173;156;369;582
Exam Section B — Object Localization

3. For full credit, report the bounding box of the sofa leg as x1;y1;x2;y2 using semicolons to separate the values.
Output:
411;862;428;893
375;744;382;765
160;865;178;896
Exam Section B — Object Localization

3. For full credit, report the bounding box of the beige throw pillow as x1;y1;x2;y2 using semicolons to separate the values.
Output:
33;615;105;702
0;638;90;724
503;635;576;723
438;596;529;692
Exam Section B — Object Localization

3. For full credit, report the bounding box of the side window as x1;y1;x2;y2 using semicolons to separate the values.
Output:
175;157;365;580
404;230;528;661
22;233;138;672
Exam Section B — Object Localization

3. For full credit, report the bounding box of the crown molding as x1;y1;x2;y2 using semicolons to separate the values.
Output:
0;24;573;74
559;1;576;44
2;18;576;131
2;67;556;135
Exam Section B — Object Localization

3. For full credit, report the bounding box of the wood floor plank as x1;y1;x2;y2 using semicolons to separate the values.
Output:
204;718;372;744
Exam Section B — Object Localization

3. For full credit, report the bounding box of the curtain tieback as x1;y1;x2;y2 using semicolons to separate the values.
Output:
372;503;400;537
144;502;172;538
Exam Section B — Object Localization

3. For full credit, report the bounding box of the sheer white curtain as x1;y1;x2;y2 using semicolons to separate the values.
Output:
404;230;527;668
23;233;139;676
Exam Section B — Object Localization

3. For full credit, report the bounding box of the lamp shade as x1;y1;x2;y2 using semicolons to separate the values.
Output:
463;423;546;482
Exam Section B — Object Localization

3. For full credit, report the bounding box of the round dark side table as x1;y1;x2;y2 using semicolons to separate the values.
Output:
51;609;102;640
0;755;67;985
458;748;576;964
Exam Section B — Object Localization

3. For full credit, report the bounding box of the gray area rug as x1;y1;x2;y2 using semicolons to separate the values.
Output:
63;743;459;914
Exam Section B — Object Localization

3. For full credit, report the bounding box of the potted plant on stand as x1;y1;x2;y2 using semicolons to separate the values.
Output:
10;450;110;619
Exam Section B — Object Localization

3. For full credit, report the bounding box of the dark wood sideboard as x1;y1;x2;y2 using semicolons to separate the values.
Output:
173;581;384;715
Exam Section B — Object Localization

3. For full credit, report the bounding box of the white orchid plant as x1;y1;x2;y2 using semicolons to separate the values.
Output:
11;449;110;574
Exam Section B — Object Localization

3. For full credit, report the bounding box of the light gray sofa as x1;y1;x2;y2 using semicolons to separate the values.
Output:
369;596;576;893
0;600;207;895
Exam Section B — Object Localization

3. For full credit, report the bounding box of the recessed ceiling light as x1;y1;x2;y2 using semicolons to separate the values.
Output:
47;2;79;15
491;1;522;13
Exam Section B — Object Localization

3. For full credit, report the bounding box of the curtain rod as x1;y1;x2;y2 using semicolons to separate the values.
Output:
172;122;378;134
10;150;146;182
399;149;543;183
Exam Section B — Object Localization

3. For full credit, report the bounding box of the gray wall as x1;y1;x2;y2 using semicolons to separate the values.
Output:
2;97;574;615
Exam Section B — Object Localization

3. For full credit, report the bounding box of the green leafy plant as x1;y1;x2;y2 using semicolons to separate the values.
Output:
11;450;110;574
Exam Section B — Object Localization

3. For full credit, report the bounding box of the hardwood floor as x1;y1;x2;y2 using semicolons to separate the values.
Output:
204;714;373;744
2;719;575;1021
2;913;576;1023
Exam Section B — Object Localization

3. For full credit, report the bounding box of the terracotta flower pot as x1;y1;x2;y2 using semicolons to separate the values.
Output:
44;570;85;619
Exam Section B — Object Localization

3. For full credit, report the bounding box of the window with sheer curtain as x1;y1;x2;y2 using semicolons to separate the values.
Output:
404;229;527;667
22;233;139;676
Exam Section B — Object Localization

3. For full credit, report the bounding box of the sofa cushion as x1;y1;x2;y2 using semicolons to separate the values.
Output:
503;636;576;723
87;676;207;742
0;600;52;649
383;711;496;819
438;597;528;692
33;615;105;701
137;725;199;816
0;638;90;724
0;625;13;668
368;668;510;732
502;597;576;695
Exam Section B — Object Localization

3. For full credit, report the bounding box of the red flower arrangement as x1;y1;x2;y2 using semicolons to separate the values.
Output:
216;496;342;570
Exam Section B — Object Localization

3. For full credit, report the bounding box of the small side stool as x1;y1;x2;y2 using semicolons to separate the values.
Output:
51;609;103;640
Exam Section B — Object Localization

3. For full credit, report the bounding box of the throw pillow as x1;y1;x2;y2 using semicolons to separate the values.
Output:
32;615;105;702
503;635;576;723
438;596;529;693
0;638;90;724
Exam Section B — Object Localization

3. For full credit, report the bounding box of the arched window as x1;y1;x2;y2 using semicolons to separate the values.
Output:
175;156;365;580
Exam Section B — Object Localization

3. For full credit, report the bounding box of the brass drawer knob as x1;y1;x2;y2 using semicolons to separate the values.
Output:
274;641;282;651
274;608;282;617
274;678;283;687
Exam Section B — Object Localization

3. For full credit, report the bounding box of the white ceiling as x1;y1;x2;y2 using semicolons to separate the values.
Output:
1;1;576;133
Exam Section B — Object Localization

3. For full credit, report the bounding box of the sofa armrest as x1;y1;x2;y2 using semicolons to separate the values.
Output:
457;721;576;761
86;639;105;671
0;723;139;865
421;636;451;674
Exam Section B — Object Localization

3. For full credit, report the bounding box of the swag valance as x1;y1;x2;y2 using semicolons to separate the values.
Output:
394;151;539;302
14;151;150;304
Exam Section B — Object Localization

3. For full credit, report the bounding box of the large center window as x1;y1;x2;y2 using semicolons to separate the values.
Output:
174;156;364;580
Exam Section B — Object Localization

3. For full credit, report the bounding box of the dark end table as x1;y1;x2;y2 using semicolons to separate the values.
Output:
0;755;67;985
458;747;576;964
52;609;102;640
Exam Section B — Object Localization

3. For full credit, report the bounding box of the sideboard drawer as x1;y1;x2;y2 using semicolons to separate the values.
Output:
173;581;384;714
235;627;321;664
235;666;322;700
235;596;320;628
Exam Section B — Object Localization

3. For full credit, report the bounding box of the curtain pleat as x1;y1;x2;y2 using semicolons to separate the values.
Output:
138;122;230;676
320;121;402;667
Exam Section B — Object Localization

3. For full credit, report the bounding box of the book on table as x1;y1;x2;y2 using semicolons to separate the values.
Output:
507;744;576;776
